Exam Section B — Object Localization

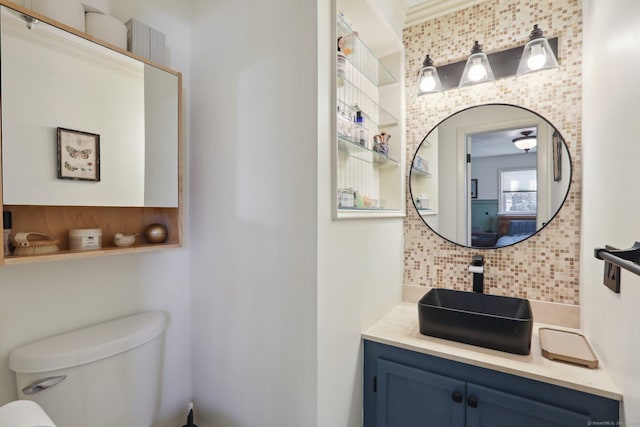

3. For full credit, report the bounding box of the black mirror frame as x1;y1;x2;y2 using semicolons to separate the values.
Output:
409;103;573;250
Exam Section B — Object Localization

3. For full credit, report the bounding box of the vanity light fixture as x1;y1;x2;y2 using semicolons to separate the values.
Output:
459;41;495;88
516;25;559;76
415;27;558;94
416;55;443;96
512;130;537;153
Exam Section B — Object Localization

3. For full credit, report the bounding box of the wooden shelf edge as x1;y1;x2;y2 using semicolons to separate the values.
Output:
3;243;181;265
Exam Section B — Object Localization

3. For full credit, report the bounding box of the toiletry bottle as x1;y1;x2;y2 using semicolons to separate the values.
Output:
337;107;354;142
355;110;368;148
337;106;345;137
337;36;346;79
3;211;12;256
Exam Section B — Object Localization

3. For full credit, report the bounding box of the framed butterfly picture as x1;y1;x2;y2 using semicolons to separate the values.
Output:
57;127;100;181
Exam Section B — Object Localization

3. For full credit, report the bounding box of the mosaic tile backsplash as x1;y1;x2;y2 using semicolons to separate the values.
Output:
403;0;582;304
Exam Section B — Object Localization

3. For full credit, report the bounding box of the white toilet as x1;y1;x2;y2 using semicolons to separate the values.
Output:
9;311;167;427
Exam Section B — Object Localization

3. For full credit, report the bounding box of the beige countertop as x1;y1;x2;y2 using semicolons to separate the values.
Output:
362;302;622;401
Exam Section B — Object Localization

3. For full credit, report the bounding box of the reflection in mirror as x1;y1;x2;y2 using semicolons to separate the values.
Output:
410;104;571;249
0;5;179;207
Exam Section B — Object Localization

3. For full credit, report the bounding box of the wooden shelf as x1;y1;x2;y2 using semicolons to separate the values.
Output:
4;243;181;265
1;205;182;264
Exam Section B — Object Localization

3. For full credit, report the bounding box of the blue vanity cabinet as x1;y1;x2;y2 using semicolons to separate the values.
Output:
364;340;619;427
376;358;465;427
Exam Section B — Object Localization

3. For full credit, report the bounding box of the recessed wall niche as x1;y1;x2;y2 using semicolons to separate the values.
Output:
403;0;582;304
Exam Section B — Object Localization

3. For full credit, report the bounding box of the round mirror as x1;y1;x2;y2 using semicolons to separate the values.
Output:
410;104;571;249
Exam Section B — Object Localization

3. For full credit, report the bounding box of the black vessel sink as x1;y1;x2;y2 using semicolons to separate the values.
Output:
418;288;533;355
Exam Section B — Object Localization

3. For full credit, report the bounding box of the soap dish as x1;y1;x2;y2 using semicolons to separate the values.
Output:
539;328;599;369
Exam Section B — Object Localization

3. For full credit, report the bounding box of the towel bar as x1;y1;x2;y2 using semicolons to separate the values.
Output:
594;242;640;293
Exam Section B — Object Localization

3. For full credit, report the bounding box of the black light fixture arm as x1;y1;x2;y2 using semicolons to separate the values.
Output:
422;54;434;67
470;41;483;54
529;24;544;40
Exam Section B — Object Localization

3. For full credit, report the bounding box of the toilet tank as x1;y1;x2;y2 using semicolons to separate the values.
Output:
9;311;167;427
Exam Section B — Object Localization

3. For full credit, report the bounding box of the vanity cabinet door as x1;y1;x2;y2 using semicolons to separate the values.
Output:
466;383;590;427
364;340;619;427
377;359;465;427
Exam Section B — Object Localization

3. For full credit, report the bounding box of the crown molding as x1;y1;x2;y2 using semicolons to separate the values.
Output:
405;0;488;28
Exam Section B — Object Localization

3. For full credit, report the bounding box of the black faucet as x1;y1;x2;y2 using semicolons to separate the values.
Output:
469;255;485;293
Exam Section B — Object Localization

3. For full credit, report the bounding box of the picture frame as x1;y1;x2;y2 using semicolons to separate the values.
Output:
553;130;562;182
471;179;478;199
57;127;100;182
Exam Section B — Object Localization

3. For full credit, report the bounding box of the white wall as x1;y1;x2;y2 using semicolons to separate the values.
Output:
581;0;640;423
0;2;193;426
188;0;318;426
188;1;404;426
317;1;404;426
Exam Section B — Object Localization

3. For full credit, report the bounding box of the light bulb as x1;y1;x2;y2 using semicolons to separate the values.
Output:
419;73;436;92
514;139;537;151
467;58;487;82
527;43;546;70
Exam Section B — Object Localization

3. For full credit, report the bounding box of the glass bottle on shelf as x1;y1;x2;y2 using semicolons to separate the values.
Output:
342;31;358;57
417;194;429;210
337;36;346;80
337;107;354;142
355;109;369;148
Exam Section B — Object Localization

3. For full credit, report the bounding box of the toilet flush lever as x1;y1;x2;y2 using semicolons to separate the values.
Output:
22;375;67;395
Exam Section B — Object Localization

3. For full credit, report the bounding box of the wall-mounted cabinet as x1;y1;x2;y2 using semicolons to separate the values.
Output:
0;1;182;264
333;6;405;219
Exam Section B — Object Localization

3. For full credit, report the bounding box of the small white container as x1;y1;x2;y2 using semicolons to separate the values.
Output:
69;228;102;251
418;195;430;210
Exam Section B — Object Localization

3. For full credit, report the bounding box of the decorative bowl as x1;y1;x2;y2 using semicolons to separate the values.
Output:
144;223;168;244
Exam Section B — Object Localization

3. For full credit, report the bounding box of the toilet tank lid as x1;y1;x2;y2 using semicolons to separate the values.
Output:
9;311;167;374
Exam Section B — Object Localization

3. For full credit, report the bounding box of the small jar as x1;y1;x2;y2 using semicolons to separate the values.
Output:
69;228;102;251
418;195;429;210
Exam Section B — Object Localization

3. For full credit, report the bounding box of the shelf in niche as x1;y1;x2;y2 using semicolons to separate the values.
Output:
337;136;399;167
337;79;399;128
418;209;437;216
337;208;405;220
411;166;432;177
336;14;397;87
339;206;386;211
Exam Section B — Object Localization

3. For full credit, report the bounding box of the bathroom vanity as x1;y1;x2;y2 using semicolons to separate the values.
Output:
363;303;621;427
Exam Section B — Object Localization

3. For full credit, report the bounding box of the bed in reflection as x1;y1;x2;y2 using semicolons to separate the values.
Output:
495;215;537;247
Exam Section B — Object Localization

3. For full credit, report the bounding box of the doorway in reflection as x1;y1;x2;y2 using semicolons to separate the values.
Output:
468;127;538;247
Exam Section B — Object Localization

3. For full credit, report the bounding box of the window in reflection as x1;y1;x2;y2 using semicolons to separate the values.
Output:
500;168;537;214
